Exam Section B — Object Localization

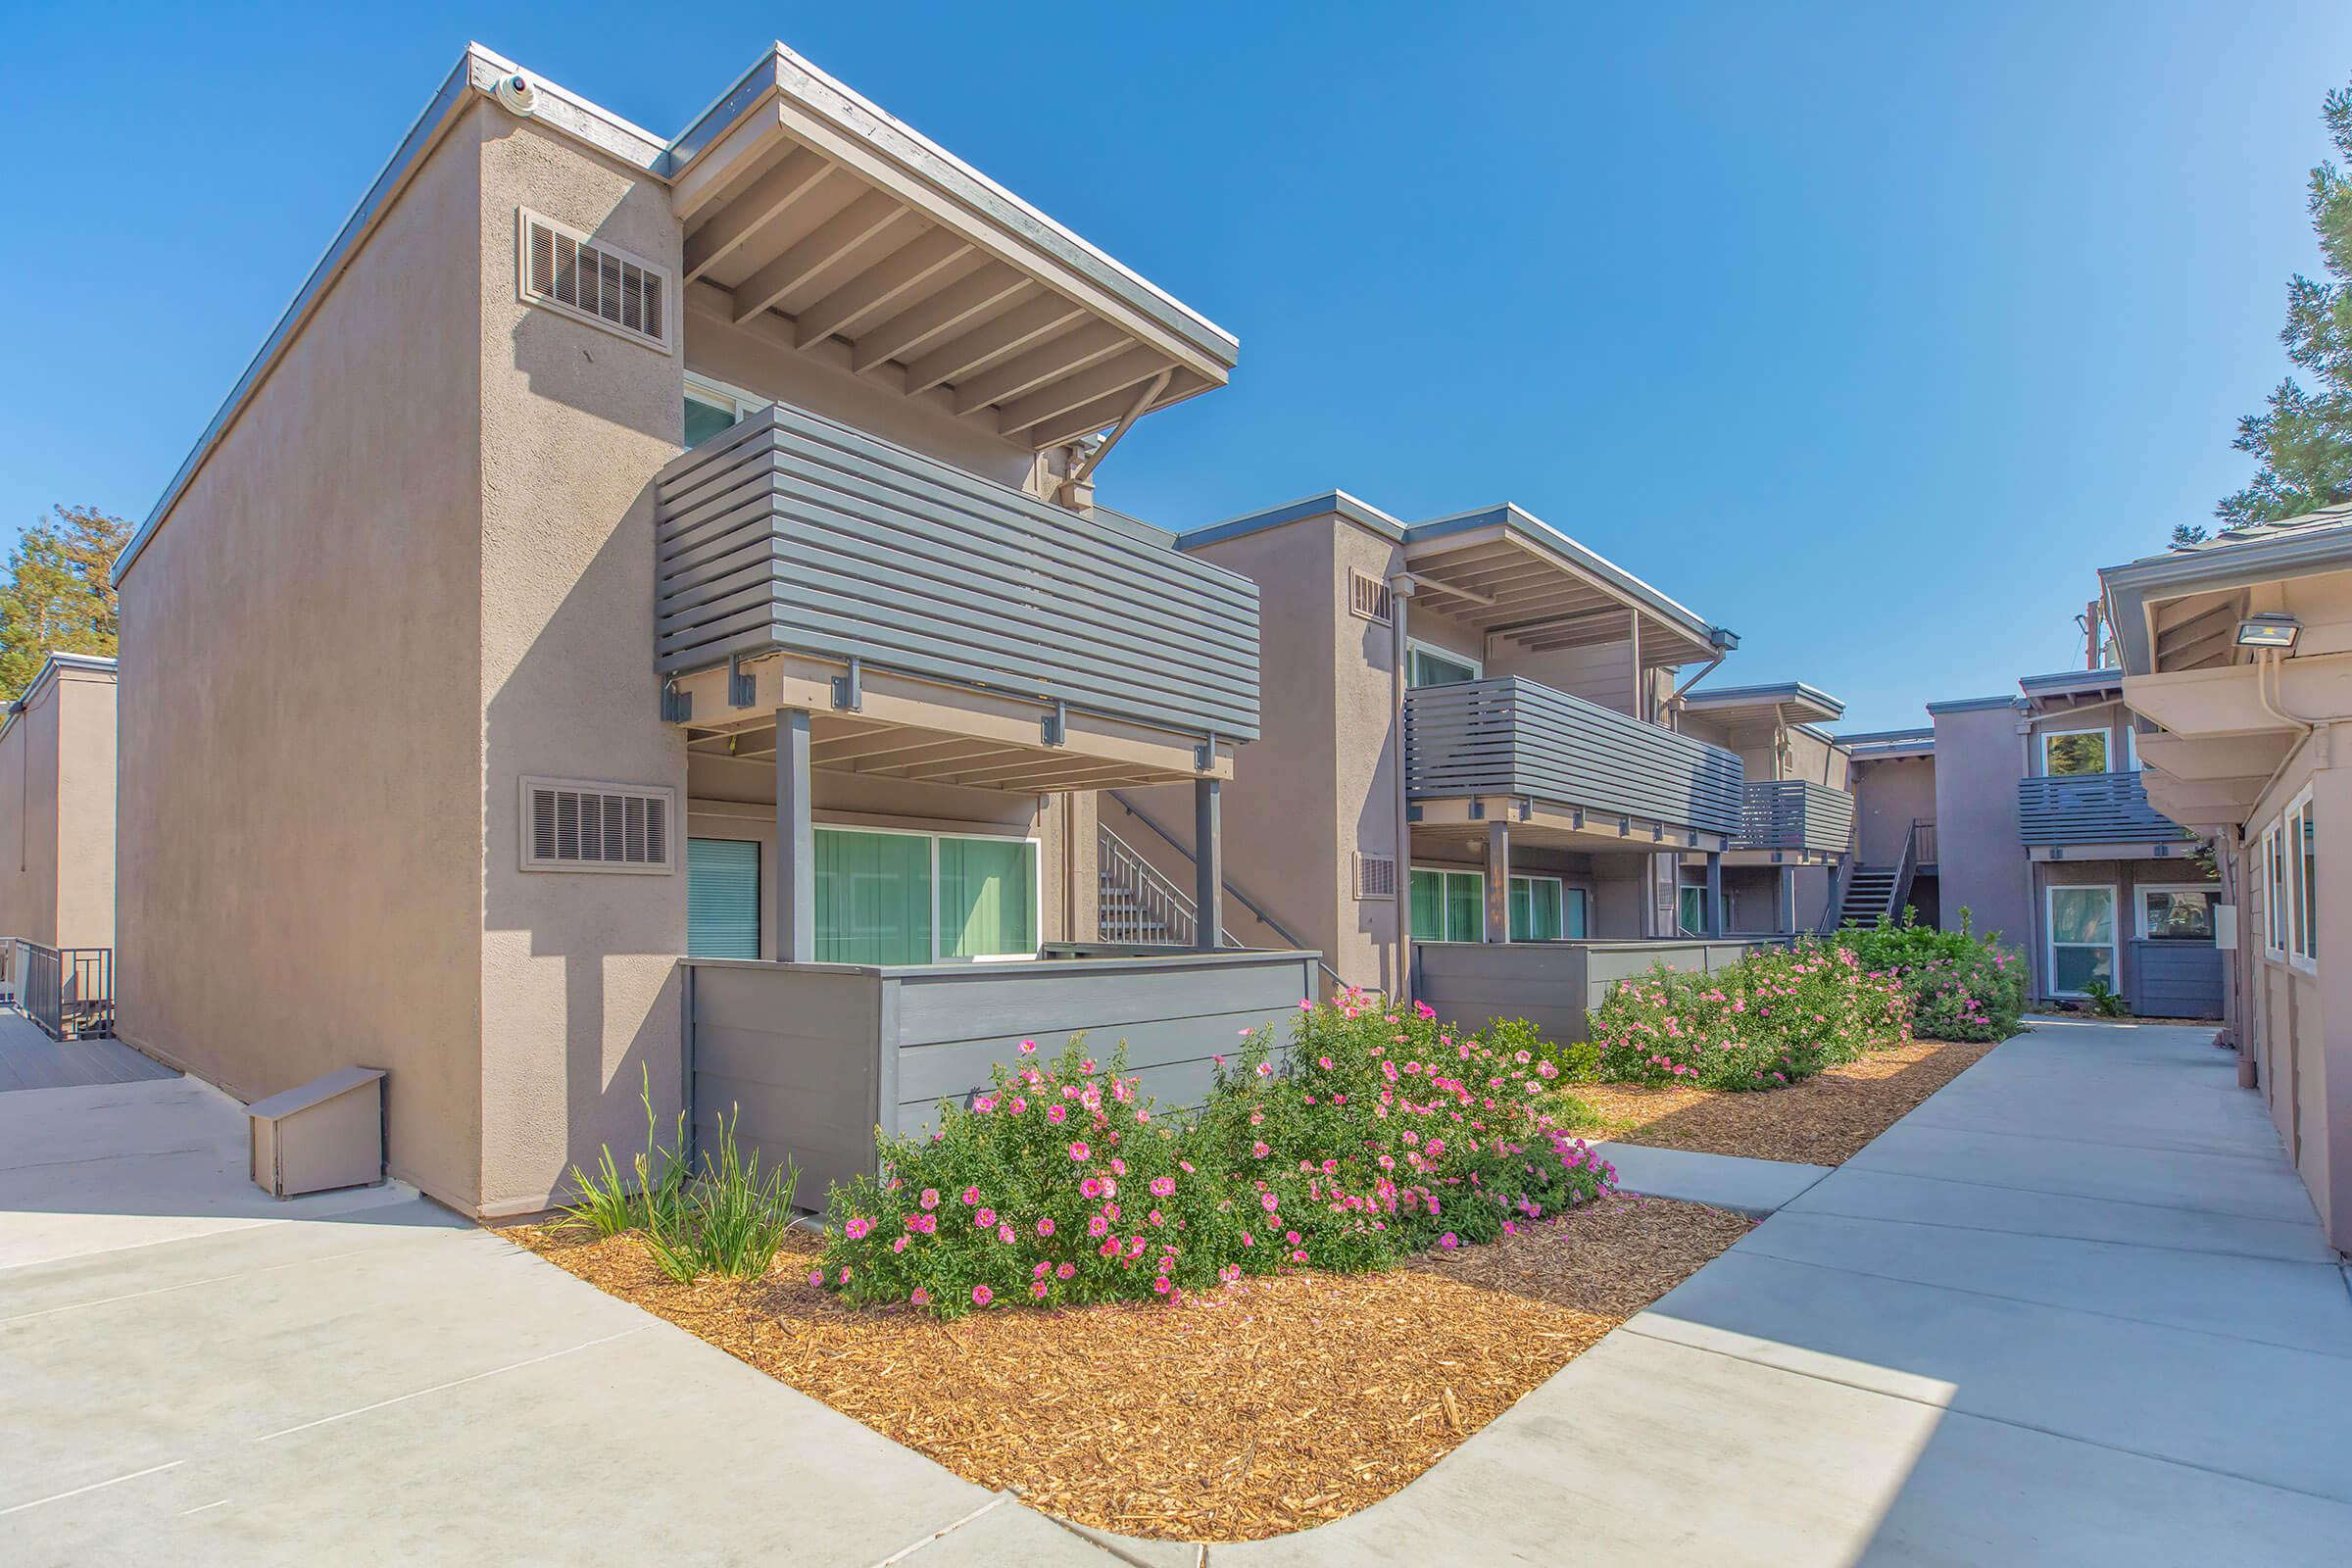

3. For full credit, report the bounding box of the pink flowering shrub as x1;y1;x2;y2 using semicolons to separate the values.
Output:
1588;938;1911;1090
813;1003;1614;1318
1835;908;2025;1042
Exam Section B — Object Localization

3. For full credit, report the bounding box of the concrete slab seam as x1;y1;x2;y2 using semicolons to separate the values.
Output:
871;1492;1016;1565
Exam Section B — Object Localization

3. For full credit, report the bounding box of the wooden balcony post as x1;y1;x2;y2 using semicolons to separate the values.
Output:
1194;776;1223;952
775;708;814;963
1486;819;1510;942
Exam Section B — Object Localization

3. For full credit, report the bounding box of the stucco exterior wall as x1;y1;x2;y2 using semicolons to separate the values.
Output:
115;109;489;1209
1932;706;2034;955
1851;756;1936;867
50;671;117;951
0;681;63;948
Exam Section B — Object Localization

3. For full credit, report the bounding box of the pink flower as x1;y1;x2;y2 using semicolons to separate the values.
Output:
1152;1276;1173;1295
1260;1192;1280;1212
1255;1061;1274;1077
838;1265;853;1284
975;1207;996;1226
961;1187;980;1206
1150;1176;1176;1198
1068;1142;1091;1161
971;1285;993;1307
808;1268;825;1288
892;1235;909;1253
844;1217;872;1241
909;1286;930;1306
1080;1177;1103;1199
1018;1039;1037;1054
1056;1262;1076;1280
1036;1217;1056;1237
1030;1280;1050;1299
1080;1058;1099;1074
1048;1104;1068;1125
998;1223;1016;1244
1252;1141;1271;1158
919;1188;940;1210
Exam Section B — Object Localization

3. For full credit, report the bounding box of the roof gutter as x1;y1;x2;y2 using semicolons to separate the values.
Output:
2101;527;2352;674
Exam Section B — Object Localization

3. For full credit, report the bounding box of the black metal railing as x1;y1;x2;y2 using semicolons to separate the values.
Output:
13;940;115;1041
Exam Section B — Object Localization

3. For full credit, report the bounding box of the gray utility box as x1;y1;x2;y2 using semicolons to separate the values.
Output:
249;1066;387;1199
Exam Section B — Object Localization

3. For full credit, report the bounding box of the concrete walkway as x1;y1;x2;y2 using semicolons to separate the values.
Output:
0;1007;178;1094
7;1021;2349;1564
1218;1020;2352;1565
1588;1139;1834;1216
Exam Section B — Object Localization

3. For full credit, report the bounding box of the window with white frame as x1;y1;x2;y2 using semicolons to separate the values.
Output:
2040;727;2111;776
683;372;769;449
1405;641;1482;690
2045;884;2118;998
2292;790;2320;971
1408;867;1485;942
2138;884;2216;943
2265;819;2289;959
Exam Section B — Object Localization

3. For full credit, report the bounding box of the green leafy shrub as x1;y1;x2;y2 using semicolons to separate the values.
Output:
2081;978;2128;1018
812;999;1614;1318
558;1065;689;1238
560;1071;797;1281
1587;938;1912;1090
1488;1015;1600;1083
1835;908;2026;1041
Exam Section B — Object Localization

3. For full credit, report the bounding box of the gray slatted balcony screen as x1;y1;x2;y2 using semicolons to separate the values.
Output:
1736;779;1857;856
2018;772;2189;846
1403;677;1744;838
655;403;1260;743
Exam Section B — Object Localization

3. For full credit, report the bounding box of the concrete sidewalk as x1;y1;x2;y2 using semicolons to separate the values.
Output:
8;1022;2349;1565
1589;1139;1833;1215
1218;1020;2352;1565
0;1075;1139;1567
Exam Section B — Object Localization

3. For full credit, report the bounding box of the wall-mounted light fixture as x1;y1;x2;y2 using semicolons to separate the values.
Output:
2235;612;2302;651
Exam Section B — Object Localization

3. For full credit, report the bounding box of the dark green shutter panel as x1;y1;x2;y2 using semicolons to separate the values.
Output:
688;838;760;959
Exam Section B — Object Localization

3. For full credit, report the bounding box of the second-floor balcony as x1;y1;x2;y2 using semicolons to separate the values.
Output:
2018;771;2190;849
655;401;1260;770
1404;676;1745;844
1734;778;1856;858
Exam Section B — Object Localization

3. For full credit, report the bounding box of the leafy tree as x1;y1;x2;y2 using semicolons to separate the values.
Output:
0;506;131;701
2222;85;2352;526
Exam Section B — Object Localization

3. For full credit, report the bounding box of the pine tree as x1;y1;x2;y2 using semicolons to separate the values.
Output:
2223;85;2352;524
0;506;131;700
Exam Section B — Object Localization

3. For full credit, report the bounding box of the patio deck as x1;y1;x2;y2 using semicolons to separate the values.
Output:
0;1008;177;1094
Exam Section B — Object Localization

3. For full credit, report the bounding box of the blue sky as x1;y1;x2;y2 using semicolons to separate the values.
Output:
6;1;2350;730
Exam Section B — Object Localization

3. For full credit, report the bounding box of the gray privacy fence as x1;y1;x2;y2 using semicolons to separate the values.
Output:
681;948;1319;1201
2126;940;2224;1019
655;401;1261;743
1403;677;1743;837
1413;938;1781;1046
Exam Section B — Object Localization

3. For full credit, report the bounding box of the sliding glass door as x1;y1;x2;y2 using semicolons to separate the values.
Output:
810;827;1038;965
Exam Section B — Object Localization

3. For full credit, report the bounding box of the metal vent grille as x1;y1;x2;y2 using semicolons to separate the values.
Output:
521;776;674;873
1348;570;1392;623
1353;852;1397;900
519;210;671;352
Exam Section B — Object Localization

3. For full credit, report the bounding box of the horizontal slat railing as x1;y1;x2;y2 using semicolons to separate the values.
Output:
1735;779;1857;856
656;402;1261;742
1404;677;1744;838
2018;771;2189;847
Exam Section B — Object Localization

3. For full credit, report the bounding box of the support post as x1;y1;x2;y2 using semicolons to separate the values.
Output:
775;708;814;963
1780;864;1796;935
1705;851;1725;939
1486;819;1510;942
1194;777;1223;952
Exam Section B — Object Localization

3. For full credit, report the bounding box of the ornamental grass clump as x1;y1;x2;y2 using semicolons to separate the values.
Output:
813;998;1614;1319
1588;938;1911;1091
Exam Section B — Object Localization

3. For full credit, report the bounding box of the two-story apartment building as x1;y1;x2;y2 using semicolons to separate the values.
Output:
1839;668;2219;1016
110;42;1321;1218
1672;681;1857;936
2102;504;2352;1251
1098;491;1782;1041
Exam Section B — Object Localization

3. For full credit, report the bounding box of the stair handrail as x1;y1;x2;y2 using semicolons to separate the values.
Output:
1101;791;1345;990
1097;823;1212;947
1888;819;1923;925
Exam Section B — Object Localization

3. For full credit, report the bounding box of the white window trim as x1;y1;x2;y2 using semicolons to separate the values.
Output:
1405;639;1483;688
2123;725;2139;773
1411;865;1487;943
2136;883;2218;943
1507;872;1568;942
684;370;770;426
515;208;675;354
813;821;1045;964
519;775;677;875
2039;725;2113;777
2044;882;2120;999
2288;788;2319;974
2263;819;2288;960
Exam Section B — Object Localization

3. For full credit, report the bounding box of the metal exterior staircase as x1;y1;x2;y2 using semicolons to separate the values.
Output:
1097;825;1222;947
1828;818;1928;931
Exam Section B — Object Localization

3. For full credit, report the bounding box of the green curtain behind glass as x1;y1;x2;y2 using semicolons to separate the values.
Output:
814;829;932;964
1510;876;1563;941
939;837;1038;958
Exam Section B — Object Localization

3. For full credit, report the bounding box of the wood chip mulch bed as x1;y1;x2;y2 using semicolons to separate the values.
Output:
511;1192;1748;1543
1562;1036;2000;1166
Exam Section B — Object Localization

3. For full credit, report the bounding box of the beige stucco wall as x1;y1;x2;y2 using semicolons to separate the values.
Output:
51;671;117;950
116;108;489;1208
1851;756;1936;866
0;682;62;948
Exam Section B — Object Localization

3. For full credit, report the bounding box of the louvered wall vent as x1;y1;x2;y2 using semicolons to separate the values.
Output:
518;209;673;353
521;776;675;874
1348;569;1393;624
1353;852;1397;900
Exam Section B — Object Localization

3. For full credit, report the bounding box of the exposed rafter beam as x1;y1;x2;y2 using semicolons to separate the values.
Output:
1028;368;1205;448
683;148;833;282
865;741;1035;779
731;189;910;324
994;347;1171;436
951;320;1128;416
1409;574;1498;609
794;228;974;350
853;268;1031;373
905;295;1085;396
